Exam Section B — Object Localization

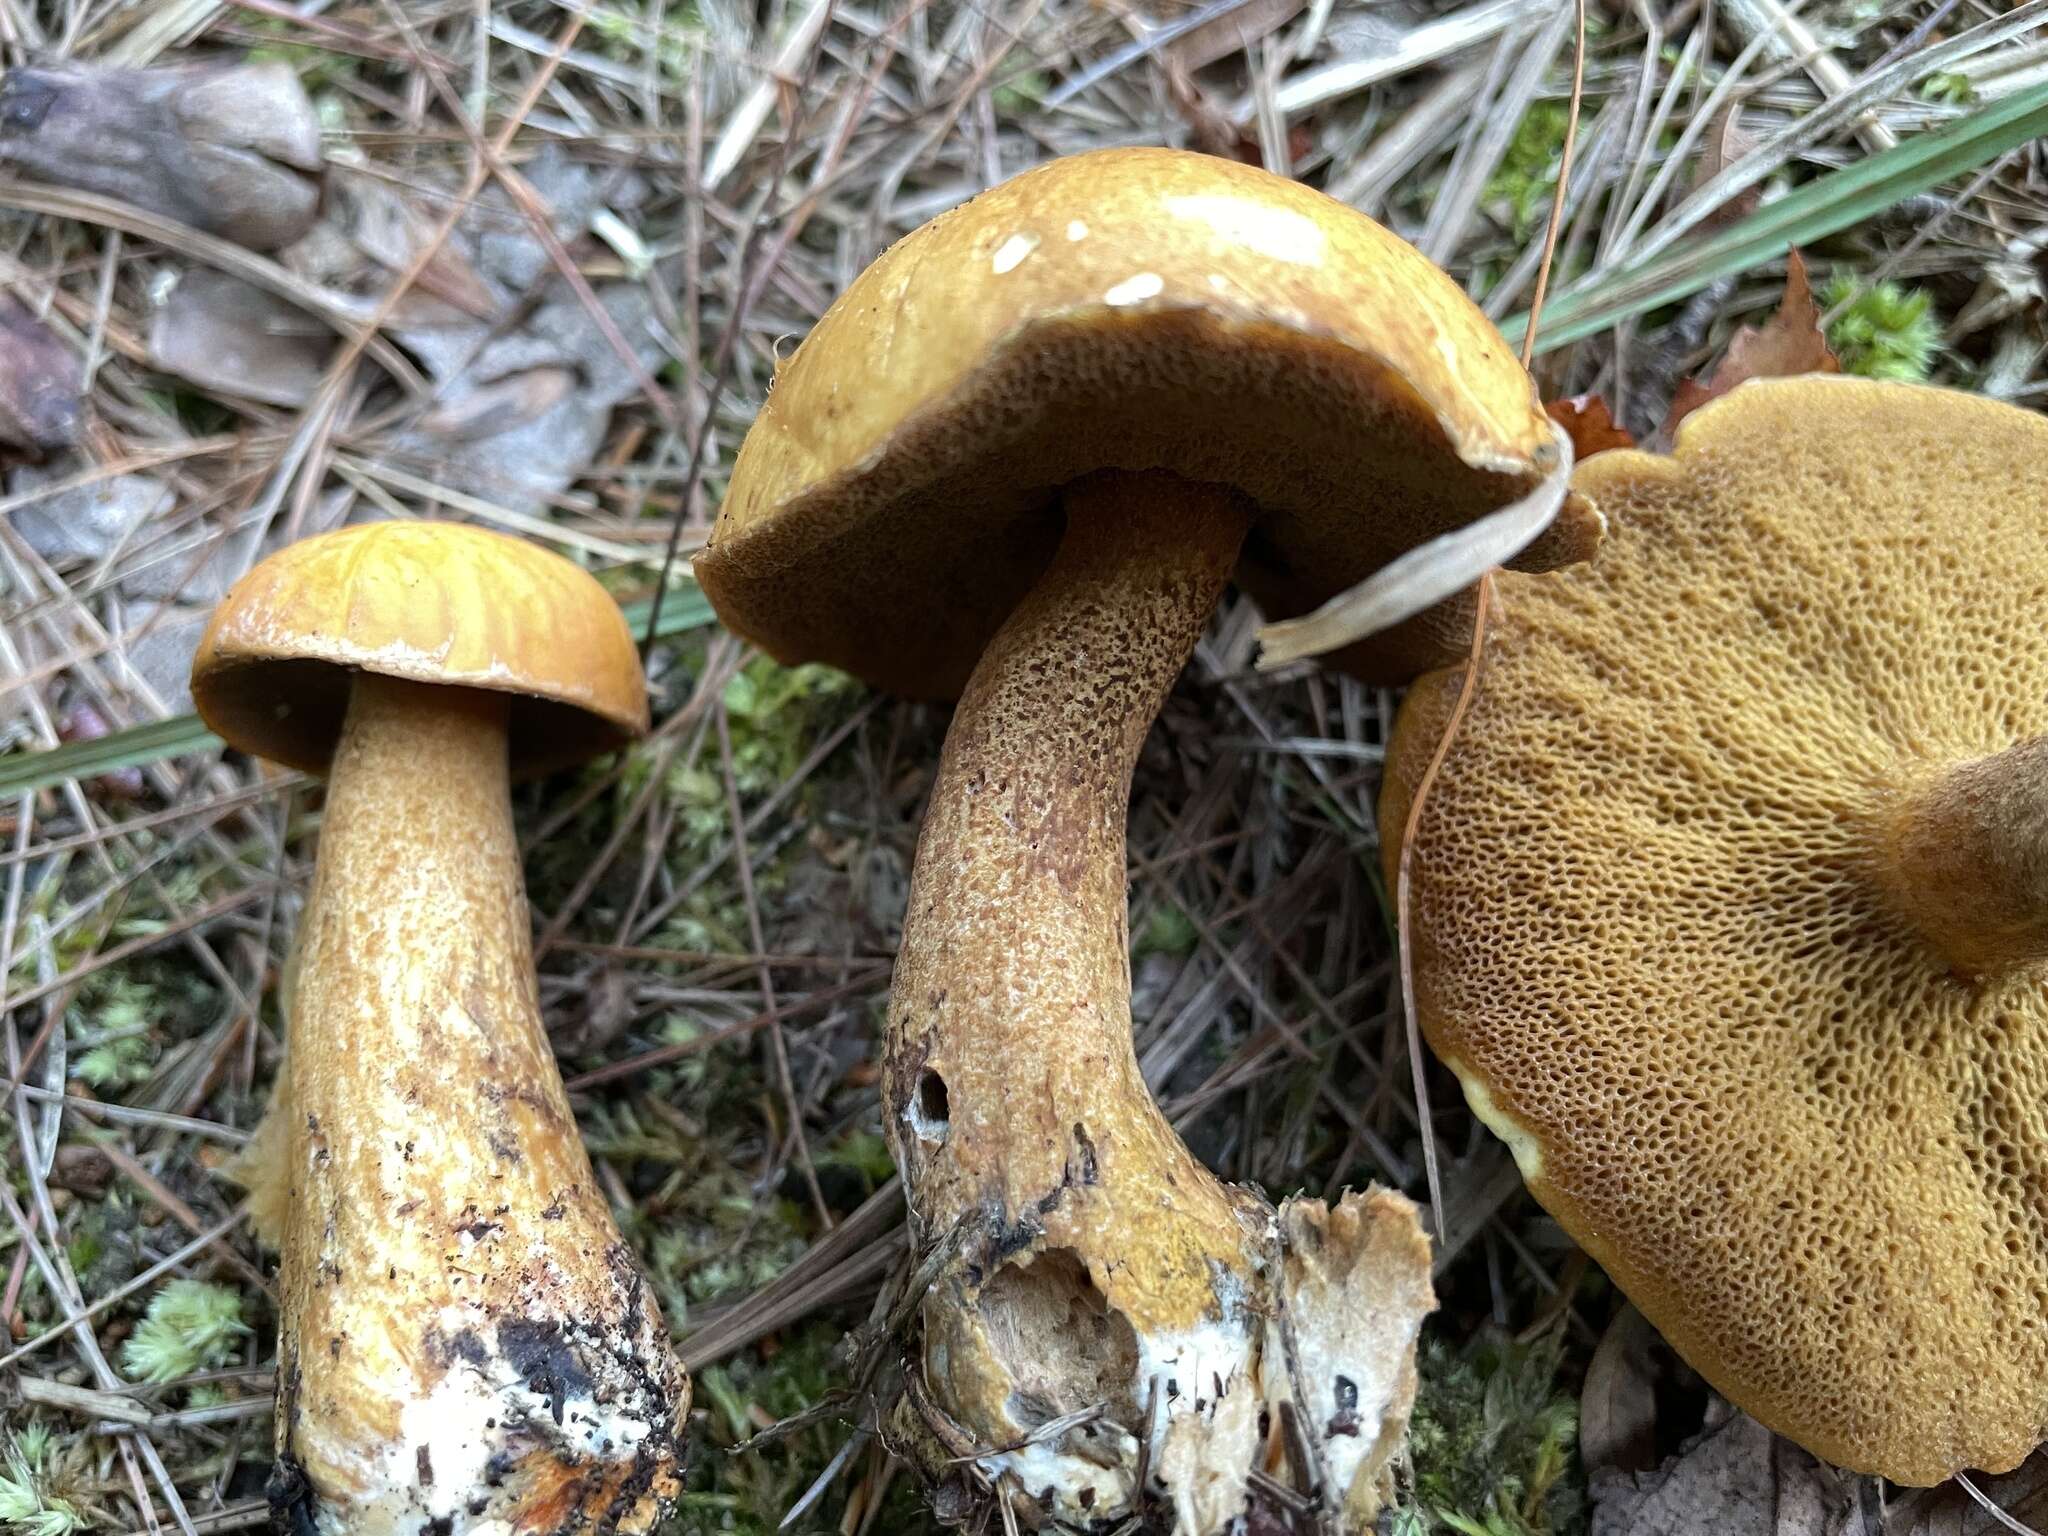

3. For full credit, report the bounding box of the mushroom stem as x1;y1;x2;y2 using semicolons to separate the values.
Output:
265;672;685;1536
1882;736;2048;978
885;472;1432;1533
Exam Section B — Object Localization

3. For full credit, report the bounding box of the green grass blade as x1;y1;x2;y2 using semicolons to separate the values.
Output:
0;579;718;799
0;715;222;799
1503;80;2048;352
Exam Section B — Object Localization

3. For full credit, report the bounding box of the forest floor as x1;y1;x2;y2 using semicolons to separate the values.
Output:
2;0;2047;1533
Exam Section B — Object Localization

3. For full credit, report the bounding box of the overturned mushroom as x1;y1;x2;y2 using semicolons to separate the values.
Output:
1382;376;2048;1485
192;522;687;1536
700;146;1594;1532
0;59;322;250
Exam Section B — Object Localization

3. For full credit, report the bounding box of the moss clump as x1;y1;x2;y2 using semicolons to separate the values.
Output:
677;1324;938;1536
0;1423;87;1536
120;1279;251;1383
1487;102;1572;241
1400;1330;1585;1536
1919;70;1975;106
1822;275;1941;382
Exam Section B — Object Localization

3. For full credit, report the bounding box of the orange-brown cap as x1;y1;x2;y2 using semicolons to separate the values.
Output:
698;146;1597;696
192;521;648;777
1381;375;2048;1485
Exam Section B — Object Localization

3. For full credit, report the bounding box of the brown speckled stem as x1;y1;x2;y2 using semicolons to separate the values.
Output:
1884;736;2048;978
884;473;1433;1533
254;673;687;1536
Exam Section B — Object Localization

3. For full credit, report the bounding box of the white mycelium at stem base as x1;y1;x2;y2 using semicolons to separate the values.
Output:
883;473;1433;1533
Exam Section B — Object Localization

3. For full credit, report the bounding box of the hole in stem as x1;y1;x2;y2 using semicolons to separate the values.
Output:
906;1069;950;1144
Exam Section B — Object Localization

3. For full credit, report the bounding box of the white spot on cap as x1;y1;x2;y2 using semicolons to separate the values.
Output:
992;231;1039;274
1165;193;1326;266
1066;220;1089;241
1104;272;1164;307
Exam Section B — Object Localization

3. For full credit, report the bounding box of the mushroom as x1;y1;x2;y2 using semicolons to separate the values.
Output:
1381;375;2048;1486
191;522;689;1536
698;146;1595;1532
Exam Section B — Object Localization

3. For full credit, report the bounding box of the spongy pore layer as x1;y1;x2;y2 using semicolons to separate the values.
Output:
1381;376;2048;1486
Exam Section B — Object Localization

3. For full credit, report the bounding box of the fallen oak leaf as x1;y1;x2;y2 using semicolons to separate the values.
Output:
1547;393;1635;459
1662;249;1838;440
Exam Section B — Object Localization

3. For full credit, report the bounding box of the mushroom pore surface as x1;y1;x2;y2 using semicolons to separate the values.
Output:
1381;376;2048;1484
886;472;1432;1533
258;674;687;1536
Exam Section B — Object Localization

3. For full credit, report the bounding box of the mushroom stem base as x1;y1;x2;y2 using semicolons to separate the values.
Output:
883;472;1433;1533
1882;736;2048;978
261;673;685;1536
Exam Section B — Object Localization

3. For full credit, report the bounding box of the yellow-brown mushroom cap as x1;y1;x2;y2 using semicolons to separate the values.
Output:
192;521;648;777
1380;375;2048;1485
698;145;1597;695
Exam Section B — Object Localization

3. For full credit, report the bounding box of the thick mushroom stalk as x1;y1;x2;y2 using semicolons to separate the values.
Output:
885;473;1432;1534
1881;736;2048;977
250;673;686;1536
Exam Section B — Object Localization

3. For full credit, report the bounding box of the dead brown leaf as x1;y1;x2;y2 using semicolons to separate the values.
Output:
149;270;332;407
1886;1455;2048;1535
1166;0;1306;72
1662;249;1839;439
1580;1304;1662;1478
0;294;82;455
1547;394;1636;460
0;61;321;250
1591;1402;1871;1536
1694;106;1763;229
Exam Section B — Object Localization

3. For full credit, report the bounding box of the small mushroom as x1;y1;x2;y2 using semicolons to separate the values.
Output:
700;147;1594;1532
191;522;688;1536
1381;375;2048;1485
0;60;322;250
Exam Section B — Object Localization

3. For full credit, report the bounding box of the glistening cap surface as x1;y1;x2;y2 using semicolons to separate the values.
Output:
192;521;648;776
1381;376;2048;1485
699;146;1597;695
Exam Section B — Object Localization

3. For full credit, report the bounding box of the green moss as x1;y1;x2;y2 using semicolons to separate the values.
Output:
816;1128;897;1192
587;3;704;81
1404;1330;1585;1536
1486;103;1572;242
674;1324;939;1536
1821;274;1941;382
120;1279;250;1384
1919;70;1976;106
994;69;1049;115
1135;901;1199;960
0;1423;86;1536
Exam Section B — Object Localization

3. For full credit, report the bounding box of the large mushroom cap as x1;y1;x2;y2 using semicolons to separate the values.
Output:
192;521;648;777
1380;375;2048;1485
698;145;1596;694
